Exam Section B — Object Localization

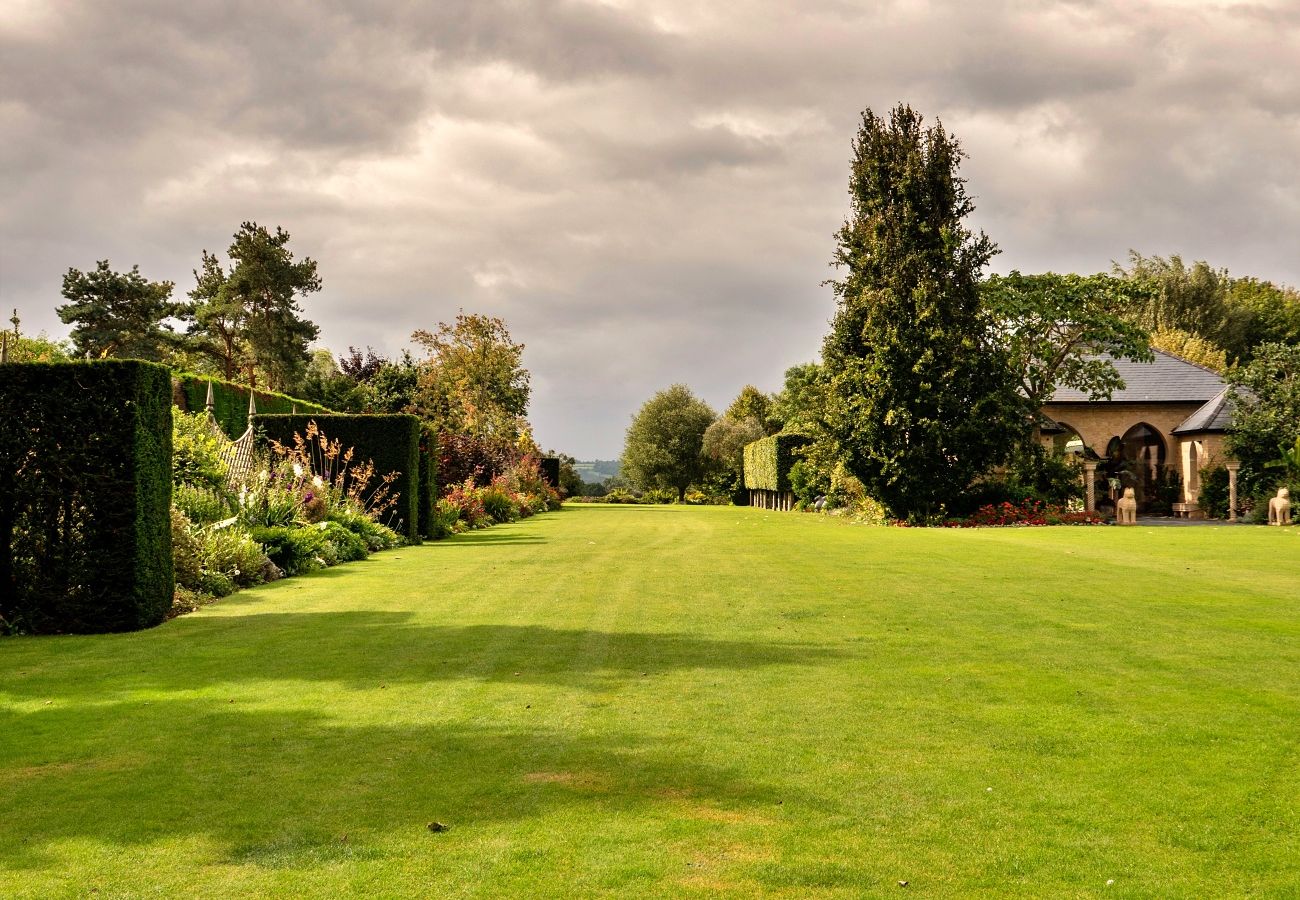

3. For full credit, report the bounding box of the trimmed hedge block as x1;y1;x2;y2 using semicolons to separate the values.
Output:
743;433;810;492
418;426;437;540
1;360;173;633
174;372;329;440
540;457;560;489
253;414;426;543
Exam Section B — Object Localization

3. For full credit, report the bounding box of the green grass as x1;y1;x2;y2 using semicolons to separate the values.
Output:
2;507;1298;898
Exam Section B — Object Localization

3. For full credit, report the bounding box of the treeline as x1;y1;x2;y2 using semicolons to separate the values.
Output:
613;104;1300;522
6;222;578;484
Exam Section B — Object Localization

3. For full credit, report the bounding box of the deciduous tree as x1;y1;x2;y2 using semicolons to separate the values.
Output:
622;384;715;502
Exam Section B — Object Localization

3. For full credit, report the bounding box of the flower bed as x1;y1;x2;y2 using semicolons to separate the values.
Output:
943;499;1105;528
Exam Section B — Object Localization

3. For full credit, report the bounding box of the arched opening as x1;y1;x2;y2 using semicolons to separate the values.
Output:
1051;422;1096;459
1121;423;1167;511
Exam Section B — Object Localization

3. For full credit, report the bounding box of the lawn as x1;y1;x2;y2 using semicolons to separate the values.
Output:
2;506;1298;898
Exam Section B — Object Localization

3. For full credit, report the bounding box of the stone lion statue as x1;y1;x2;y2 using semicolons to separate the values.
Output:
1116;487;1138;525
1268;487;1292;526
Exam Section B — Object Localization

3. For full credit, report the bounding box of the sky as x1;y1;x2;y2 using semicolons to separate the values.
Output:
2;1;1298;458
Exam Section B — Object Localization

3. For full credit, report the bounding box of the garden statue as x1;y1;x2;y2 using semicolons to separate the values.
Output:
1116;487;1138;525
1268;487;1292;526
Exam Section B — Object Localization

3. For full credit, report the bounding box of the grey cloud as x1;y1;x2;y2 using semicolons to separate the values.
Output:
2;0;1298;457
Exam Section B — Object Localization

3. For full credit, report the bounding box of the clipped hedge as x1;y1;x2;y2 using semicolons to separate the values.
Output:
743;433;810;492
253;414;426;543
418;426;438;540
1;360;173;633
539;457;561;489
174;372;329;440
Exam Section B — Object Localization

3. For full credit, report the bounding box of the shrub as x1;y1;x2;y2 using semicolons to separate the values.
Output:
174;483;231;525
1199;466;1229;518
235;469;304;528
173;409;229;490
172;509;272;598
320;520;368;562
743;434;810;492
479;483;520;523
327;506;403;551
255;414;423;543
250;525;329;576
427;498;463;539
1;360;172;634
437;433;516;497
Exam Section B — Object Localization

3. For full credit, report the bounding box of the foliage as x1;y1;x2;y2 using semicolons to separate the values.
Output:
174;371;328;440
411;313;531;445
982;271;1153;409
822;104;1021;521
172;509;274;598
1226;343;1300;495
1266;435;1300;484
1198;466;1230;519
56;261;179;362
183;222;321;389
437;433;516;498
1147;468;1183;517
944;499;1103;527
1;327;71;363
234;470;305;529
248;525;328;576
724;385;780;435
172;409;229;491
622;384;716;502
742;434;809;492
1150;328;1228;373
443;478;488;528
254;414;423;543
326;506;403;552
1;361;173;634
479;484;520;524
428;498;463;539
173;483;231;525
1113;252;1247;360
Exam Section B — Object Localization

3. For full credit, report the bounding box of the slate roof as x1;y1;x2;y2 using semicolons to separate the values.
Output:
1048;348;1226;403
1173;387;1247;434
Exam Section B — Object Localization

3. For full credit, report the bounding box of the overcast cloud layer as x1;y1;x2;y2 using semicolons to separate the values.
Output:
3;0;1298;457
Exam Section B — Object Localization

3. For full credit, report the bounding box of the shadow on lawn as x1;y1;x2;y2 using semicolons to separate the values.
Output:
0;699;793;872
2;614;851;699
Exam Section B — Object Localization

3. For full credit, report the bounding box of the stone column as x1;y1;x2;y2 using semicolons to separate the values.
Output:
1082;461;1098;513
1227;461;1240;521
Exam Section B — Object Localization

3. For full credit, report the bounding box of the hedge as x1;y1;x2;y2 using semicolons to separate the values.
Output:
253;414;426;543
418;425;437;540
1;360;173;633
174;372;329;440
539;457;561;489
742;433;810;492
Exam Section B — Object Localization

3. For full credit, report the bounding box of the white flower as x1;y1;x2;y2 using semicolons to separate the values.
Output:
312;475;324;489
292;463;304;477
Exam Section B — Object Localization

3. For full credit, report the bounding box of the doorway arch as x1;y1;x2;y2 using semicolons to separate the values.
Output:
1121;423;1167;510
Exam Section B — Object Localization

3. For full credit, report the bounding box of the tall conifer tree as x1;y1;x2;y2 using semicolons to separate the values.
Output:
822;104;1018;521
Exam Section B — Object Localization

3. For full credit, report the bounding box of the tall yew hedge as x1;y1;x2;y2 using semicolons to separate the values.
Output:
253;414;427;543
174;372;328;439
1;360;173;634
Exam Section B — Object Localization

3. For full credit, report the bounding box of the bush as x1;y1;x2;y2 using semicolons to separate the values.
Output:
1;360;172;634
173;508;273;598
327;506;403;551
173;409;229;490
427;499;463;539
480;484;520;523
1199;466;1229;518
437;433;516;498
743;434;810;492
320;520;368;562
254;414;424;543
174;483;232;526
250;525;329;576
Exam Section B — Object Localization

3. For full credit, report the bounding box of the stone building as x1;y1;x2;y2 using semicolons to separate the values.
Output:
1040;349;1239;516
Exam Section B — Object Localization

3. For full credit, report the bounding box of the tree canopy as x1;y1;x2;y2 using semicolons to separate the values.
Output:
411;313;531;445
821;104;1020;521
56;261;178;361
185;222;321;389
622;384;716;501
982;271;1153;410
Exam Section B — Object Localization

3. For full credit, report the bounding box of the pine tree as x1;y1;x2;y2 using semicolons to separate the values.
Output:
57;262;177;360
822;104;1019;521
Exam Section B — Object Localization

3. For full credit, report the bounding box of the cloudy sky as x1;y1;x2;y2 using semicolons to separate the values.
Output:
3;1;1298;457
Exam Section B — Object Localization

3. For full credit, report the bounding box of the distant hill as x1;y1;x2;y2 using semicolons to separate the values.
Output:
572;459;621;483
